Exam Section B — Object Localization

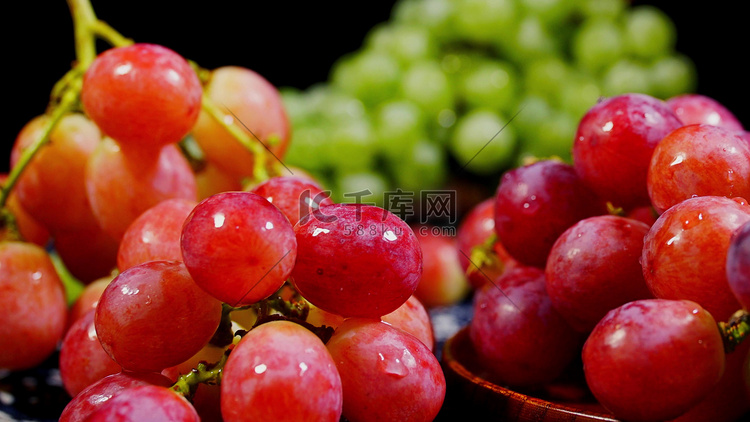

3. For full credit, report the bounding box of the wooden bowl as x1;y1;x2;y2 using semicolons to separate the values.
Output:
439;327;619;421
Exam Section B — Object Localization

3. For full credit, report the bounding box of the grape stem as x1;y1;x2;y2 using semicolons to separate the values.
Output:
465;233;503;277
719;309;749;353
171;347;232;399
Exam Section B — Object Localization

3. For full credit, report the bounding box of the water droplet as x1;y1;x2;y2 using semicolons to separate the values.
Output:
377;350;411;378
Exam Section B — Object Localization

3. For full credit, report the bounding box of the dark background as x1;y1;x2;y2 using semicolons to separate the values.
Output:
2;1;747;172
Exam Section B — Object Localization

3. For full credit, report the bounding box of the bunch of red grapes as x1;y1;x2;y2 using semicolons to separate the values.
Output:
462;92;750;421
0;43;446;421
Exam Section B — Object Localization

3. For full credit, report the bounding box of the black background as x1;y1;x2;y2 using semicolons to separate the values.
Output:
2;1;747;172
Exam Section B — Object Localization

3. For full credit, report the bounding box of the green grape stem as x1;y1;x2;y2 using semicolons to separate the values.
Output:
466;232;503;277
171;348;231;399
719;309;749;354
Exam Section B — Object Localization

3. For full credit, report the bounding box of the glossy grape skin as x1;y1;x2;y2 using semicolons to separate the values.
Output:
667;94;744;131
469;266;582;387
411;225;470;307
95;261;223;372
10;113;100;232
582;299;725;422
494;159;606;268
326;318;445;422
572;93;683;209
545;215;653;332
117;198;197;271
59;372;173;422
727;221;750;309
647;124;750;214
192;66;290;180
0;241;67;370
221;320;343;422
85;385;199;422
250;176;334;226
85;139;198;241
381;295;435;352
642;196;750;321
455;197;516;288
181;191;297;306
81;43;202;149
291;204;422;318
59;310;121;397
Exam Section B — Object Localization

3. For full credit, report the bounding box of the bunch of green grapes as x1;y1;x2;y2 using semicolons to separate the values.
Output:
281;0;695;204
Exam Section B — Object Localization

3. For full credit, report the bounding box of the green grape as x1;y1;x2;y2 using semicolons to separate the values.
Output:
452;0;518;45
328;118;378;172
390;139;447;192
279;87;311;124
330;50;401;106
318;90;367;123
558;72;602;121
624;6;675;61
514;95;553;144
500;15;560;63
373;99;426;159
572;18;625;75
366;24;437;66
400;60;454;119
517;109;576;164
283;125;331;171
392;0;455;42
523;56;570;106
649;55;697;100
449;108;517;175
602;59;652;97
333;171;389;207
518;0;575;26
458;60;518;113
575;0;627;20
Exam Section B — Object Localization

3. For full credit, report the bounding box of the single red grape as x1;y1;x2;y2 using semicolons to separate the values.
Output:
411;225;470;307
221;320;343;422
642;196;750;321
86;385;199;422
494;159;606;268
250;175;333;226
326;318;445;422
582;299;725;422
95;261;222;372
381;295;435;352
573;93;683;209
667;93;744;131
180;191;297;306
81;43;202;149
291;204;422;318
647;124;750;214
545;215;653;332
53;224;119;283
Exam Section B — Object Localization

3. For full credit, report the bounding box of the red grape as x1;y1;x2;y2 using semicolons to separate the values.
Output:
10;113;100;232
192;66;290;180
326;318;445;422
494;159;606;268
666;93;744;131
647;124;750;214
250;175;333;226
381;295;435;352
180;191;297;306
81;43;202;149
545;215;653;332
195;161;243;201
411;225;469;307
68;275;112;326
642;196;750;321
469;266;582;387
573;93;683;209
53;224;119;283
95;261;223;372
86;385;199;422
221;320;343;422
455;197;517;288
117;198;197;271
59;371;172;422
59;309;121;397
727;220;750;309
85;139;198;241
0;241;67;370
291;204;422;318
582;299;725;422
1;174;50;246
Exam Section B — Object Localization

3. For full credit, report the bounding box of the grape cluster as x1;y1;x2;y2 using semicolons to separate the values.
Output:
0;3;447;419
461;92;750;421
280;0;696;203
